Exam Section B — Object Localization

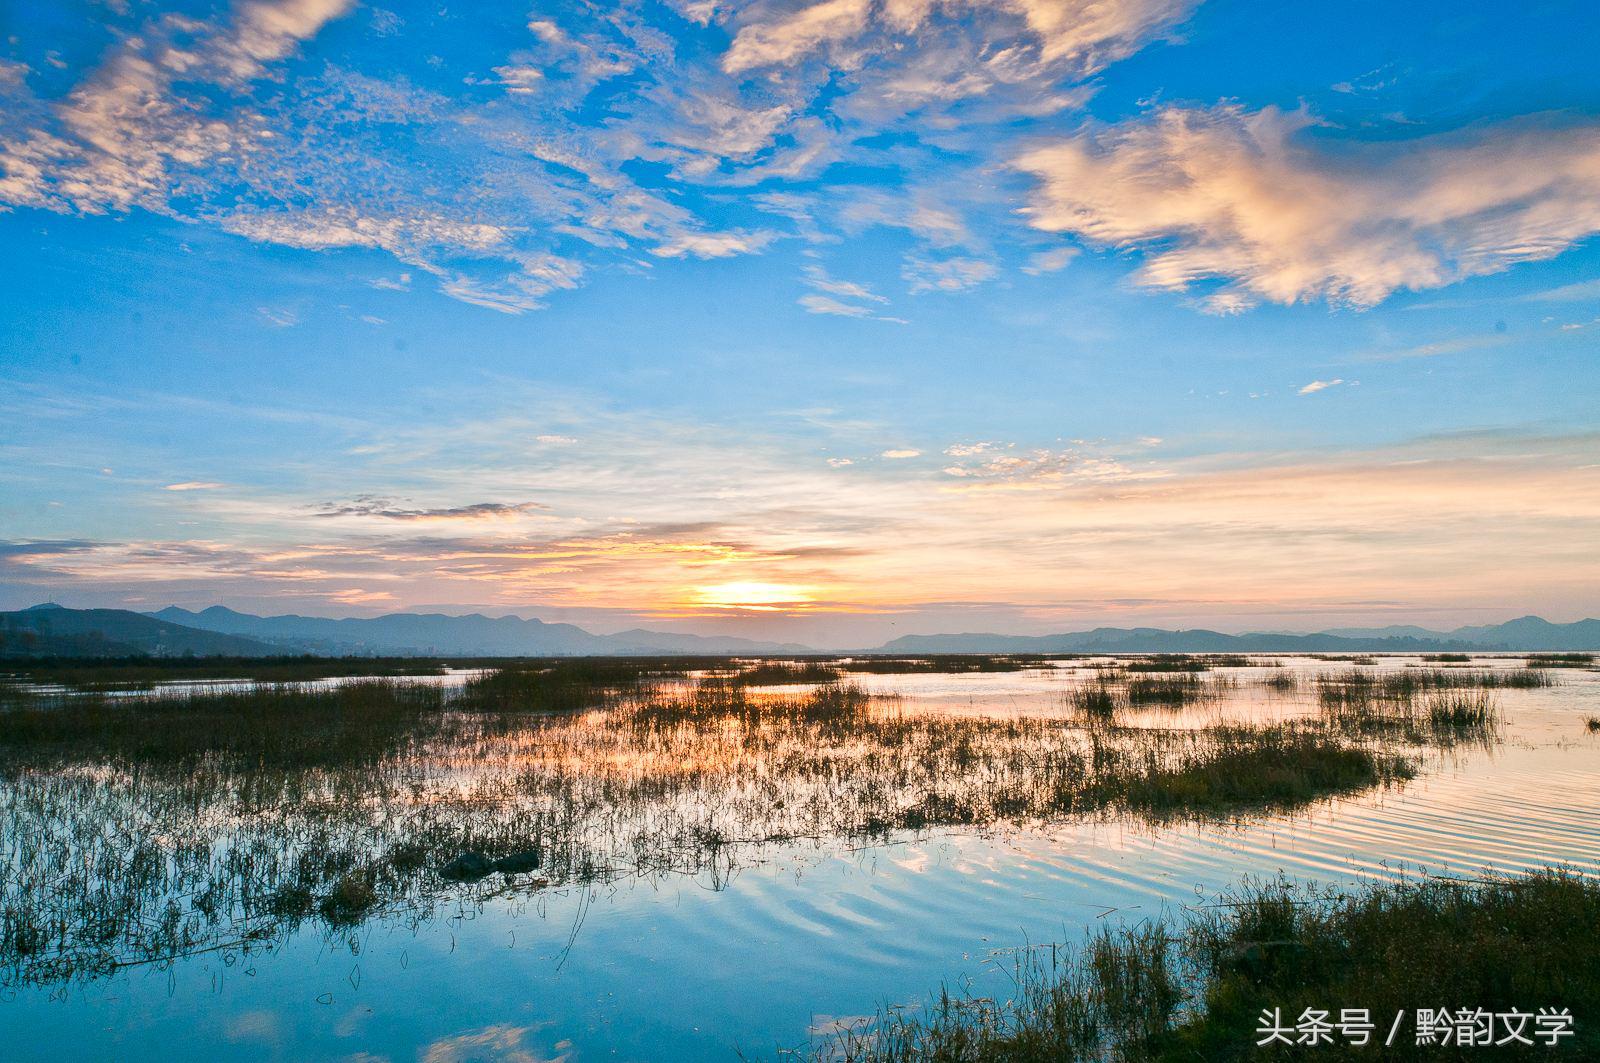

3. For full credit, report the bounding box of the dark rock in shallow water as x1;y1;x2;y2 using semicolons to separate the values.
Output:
440;851;494;881
493;849;542;874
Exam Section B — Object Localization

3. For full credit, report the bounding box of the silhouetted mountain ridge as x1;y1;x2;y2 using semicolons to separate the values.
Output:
1;607;278;657
149;606;813;656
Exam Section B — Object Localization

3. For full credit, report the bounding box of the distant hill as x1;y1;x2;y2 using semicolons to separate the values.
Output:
1447;616;1600;651
148;605;815;657
873;617;1600;654
0;605;279;658
1303;616;1600;651
604;627;813;655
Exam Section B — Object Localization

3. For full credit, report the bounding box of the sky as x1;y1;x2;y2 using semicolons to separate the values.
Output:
1;0;1598;646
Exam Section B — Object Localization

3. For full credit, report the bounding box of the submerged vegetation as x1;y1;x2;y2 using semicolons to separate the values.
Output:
820;868;1600;1061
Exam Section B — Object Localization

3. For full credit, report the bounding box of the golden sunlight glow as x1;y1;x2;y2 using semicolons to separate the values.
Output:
693;581;816;611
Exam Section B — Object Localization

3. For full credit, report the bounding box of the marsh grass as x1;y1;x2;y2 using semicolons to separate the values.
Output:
1316;667;1551;703
1421;653;1472;663
1126;674;1232;708
0;655;455;689
1527;653;1597;669
820;869;1600;1061
1262;672;1299;694
1314;672;1508;745
839;655;1060;674
1125;657;1209;673
1122;655;1268;673
0;665;1423;989
1423;690;1497;730
732;661;843;685
1066;674;1234;717
1066;680;1118;719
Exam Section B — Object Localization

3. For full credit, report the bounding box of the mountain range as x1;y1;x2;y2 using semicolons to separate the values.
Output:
142;606;814;656
875;616;1600;654
1;604;1596;658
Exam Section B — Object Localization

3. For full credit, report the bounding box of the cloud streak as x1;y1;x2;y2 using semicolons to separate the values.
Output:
310;497;546;522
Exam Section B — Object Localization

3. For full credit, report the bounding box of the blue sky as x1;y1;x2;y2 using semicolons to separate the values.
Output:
1;0;1597;644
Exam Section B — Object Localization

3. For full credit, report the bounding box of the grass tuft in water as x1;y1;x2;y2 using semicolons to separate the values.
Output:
732;661;843;685
1526;653;1596;669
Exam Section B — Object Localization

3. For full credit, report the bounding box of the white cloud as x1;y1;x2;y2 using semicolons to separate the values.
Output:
164;481;226;491
650;230;779;258
881;448;921;459
0;0;355;214
1298;378;1344;395
798;264;906;319
903;254;998;293
940;442;1153;485
256;306;298;327
800;293;874;317
724;0;1195;79
1022;247;1078;274
802;264;887;303
489;64;544;95
722;0;872;73
1015;105;1600;309
1522;279;1600;302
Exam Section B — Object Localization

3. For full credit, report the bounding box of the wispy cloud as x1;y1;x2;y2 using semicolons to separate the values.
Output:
800;293;875;317
1298;379;1344;395
1521;279;1600;302
0;0;1202;314
902;255;998;294
13;422;1597;630
310;497;545;522
940;441;1158;485
164;481;227;491
798;265;905;320
1022;247;1079;275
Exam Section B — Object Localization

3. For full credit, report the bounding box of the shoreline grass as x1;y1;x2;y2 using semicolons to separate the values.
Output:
819;868;1600;1061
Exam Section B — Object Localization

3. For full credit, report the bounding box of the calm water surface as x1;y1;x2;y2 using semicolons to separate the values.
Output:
5;656;1599;1061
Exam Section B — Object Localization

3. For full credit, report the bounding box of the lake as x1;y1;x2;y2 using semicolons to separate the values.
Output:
2;654;1597;1061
